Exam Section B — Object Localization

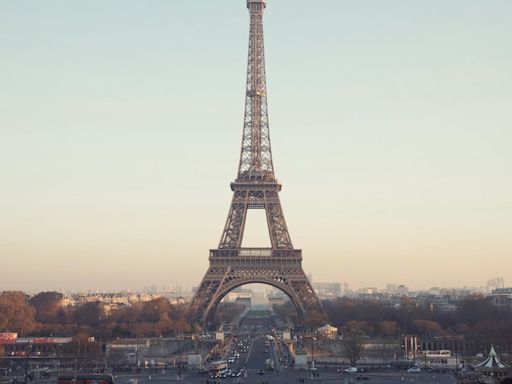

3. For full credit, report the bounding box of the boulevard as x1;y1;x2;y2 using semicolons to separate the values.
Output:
1;309;458;384
112;370;457;384
110;310;456;384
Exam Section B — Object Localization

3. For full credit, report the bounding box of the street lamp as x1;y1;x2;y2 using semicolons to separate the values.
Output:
73;339;80;384
177;333;183;381
24;343;31;384
310;334;317;379
455;351;459;378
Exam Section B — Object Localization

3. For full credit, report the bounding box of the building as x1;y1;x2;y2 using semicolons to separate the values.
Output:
489;288;512;307
486;277;505;293
397;285;409;296
316;324;338;339
224;287;252;307
313;282;342;298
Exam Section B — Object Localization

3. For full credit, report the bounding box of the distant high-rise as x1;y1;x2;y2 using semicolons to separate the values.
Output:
343;283;350;296
397;284;409;296
313;282;342;298
487;277;505;292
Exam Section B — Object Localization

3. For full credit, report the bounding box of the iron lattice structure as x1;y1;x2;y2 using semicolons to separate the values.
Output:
188;0;321;327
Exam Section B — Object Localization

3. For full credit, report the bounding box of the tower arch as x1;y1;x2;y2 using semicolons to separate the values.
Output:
203;279;305;327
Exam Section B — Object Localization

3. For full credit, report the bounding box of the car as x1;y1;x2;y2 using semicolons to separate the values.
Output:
258;369;265;375
356;375;370;381
231;370;243;378
407;367;421;373
344;367;358;373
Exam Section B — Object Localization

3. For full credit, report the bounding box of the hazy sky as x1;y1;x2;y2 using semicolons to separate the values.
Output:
1;1;511;292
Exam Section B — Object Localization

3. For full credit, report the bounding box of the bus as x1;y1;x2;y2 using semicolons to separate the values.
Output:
209;360;228;373
421;350;452;366
57;374;115;384
424;350;451;358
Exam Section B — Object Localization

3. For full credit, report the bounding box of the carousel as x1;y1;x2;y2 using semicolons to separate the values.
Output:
457;346;511;384
476;346;509;370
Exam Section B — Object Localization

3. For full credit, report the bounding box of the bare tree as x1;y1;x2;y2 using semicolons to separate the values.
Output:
342;330;365;366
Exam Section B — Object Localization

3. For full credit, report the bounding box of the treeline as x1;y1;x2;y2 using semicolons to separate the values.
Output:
0;291;195;339
0;291;247;341
274;295;512;352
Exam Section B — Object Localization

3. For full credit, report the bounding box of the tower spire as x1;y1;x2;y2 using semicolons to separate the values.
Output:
238;0;274;180
187;0;322;328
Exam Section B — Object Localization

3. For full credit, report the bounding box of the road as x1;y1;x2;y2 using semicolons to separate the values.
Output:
246;338;275;373
18;308;456;384
111;367;457;384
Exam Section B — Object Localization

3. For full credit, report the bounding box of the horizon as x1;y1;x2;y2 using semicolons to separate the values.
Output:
1;0;511;292
8;277;508;296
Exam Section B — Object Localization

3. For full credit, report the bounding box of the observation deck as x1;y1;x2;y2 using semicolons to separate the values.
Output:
210;247;302;260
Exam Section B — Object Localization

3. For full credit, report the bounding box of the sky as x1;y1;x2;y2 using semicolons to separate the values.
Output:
1;0;511;293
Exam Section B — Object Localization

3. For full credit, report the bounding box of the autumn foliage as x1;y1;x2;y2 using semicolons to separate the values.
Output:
274;295;512;354
0;291;193;340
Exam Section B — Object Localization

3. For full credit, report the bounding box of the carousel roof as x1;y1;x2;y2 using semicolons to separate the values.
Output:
476;345;509;369
317;324;338;333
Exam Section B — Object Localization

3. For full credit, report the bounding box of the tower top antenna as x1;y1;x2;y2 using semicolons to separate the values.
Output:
247;0;266;10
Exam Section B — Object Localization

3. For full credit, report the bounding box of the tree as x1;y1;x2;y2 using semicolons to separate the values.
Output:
174;318;192;334
272;301;299;324
29;291;63;323
342;330;365;366
346;320;373;335
70;331;101;361
0;291;36;335
302;309;329;330
111;303;142;324
141;298;172;323
454;323;470;334
74;302;104;327
378;321;400;337
154;312;174;336
411;320;443;336
470;320;501;351
456;295;496;325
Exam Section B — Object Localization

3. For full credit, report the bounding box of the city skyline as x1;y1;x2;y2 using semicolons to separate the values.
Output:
1;0;512;292
18;276;507;296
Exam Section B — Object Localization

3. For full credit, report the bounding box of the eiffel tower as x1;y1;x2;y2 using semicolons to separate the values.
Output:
188;0;321;327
